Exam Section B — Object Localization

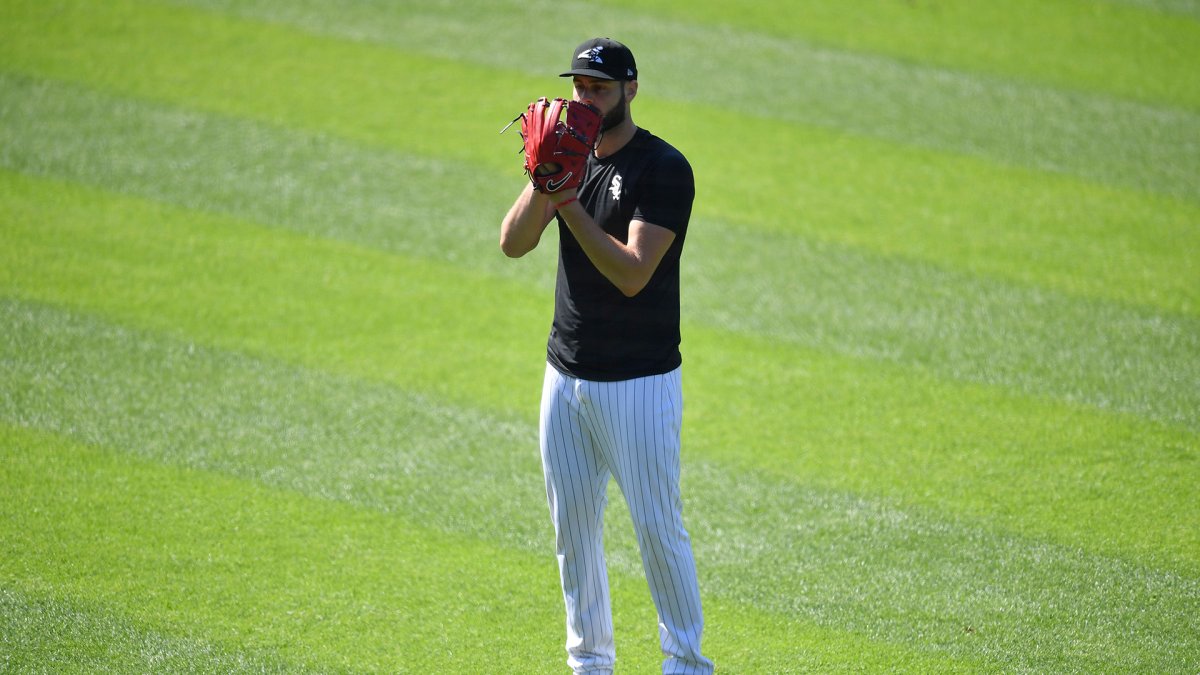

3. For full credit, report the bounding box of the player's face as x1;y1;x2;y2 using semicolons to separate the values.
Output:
573;76;627;131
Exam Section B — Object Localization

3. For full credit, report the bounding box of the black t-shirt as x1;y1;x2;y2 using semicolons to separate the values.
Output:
547;128;695;381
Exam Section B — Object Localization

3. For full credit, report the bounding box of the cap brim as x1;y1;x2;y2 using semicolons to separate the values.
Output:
560;68;618;80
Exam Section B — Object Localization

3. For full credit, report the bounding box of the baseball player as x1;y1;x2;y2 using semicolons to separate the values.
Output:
500;38;713;675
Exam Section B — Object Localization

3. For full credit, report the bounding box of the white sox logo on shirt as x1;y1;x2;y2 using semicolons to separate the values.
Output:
609;174;622;200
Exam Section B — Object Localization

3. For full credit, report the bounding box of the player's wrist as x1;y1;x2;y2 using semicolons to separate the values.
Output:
552;189;579;210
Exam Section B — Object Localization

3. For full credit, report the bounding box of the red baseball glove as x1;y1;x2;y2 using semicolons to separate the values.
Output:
515;98;602;193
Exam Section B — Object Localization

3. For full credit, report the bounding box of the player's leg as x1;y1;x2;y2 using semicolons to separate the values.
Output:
540;364;616;674
589;369;713;675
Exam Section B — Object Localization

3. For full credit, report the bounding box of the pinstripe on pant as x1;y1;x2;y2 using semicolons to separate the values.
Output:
540;363;713;675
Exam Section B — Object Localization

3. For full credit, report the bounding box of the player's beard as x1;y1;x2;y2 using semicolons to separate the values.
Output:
600;85;628;132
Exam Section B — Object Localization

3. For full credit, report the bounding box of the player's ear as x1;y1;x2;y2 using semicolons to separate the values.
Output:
624;80;638;103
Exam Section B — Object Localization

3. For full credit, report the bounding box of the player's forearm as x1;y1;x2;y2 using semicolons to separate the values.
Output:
557;200;655;297
500;185;554;258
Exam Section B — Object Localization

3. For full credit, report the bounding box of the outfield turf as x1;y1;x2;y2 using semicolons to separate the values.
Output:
1;0;1197;672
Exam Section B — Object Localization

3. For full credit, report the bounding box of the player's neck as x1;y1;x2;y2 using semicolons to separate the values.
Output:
595;120;638;159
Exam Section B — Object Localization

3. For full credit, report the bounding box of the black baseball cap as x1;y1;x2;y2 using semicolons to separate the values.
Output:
560;37;637;81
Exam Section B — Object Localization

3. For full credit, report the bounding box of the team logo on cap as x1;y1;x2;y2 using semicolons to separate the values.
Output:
577;46;604;63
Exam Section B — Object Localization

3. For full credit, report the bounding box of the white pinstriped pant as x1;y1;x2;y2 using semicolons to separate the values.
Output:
540;364;713;675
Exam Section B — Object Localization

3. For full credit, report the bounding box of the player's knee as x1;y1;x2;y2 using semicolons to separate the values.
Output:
630;511;686;549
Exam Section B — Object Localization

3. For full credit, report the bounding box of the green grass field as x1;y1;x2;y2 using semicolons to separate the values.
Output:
2;0;1198;672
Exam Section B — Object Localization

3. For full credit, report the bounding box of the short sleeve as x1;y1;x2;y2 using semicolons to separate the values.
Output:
633;149;694;235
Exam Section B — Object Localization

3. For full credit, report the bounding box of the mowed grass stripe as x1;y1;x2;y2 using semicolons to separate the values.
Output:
3;0;1197;204
1;429;981;673
4;71;1196;320
2;172;1196;570
1109;0;1200;20
0;588;297;673
4;303;1195;672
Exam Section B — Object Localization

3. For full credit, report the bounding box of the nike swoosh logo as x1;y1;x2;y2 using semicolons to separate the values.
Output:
546;173;572;192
